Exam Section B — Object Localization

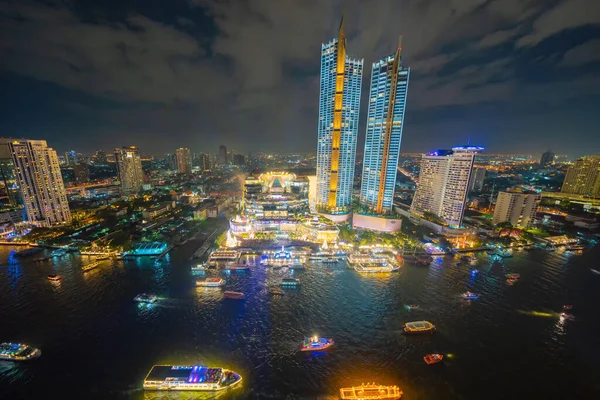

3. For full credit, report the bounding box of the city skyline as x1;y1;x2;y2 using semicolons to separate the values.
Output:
1;1;599;155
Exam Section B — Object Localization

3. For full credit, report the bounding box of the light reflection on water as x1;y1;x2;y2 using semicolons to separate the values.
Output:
0;245;599;399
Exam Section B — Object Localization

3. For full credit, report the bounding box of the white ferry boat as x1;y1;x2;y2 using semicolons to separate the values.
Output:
143;365;242;391
0;343;41;361
354;263;400;273
196;278;225;287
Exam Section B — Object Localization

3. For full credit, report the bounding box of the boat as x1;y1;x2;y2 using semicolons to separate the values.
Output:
14;247;43;258
0;343;41;361
50;248;67;257
196;278;225;287
223;291;245;300
470;269;479;274
546;245;556;252
339;383;402;399
566;244;585;251
402;320;436;335
143;364;242;391
591;269;600;275
94;254;110;260
300;336;333;352
354;263;400;273
560;313;575;320
461;292;479;300
270;289;285;296
134;293;158;303
562;304;573;311
407;305;419;310
289;262;306;270
82;261;99;272
47;274;61;281
224;264;250;271
280;278;300;286
33;256;51;262
190;264;208;272
424;353;444;365
505;273;520;279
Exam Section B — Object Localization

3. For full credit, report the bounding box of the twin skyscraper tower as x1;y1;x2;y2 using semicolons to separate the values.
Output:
316;19;410;221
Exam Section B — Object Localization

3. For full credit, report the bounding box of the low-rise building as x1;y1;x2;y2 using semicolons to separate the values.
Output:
142;202;172;220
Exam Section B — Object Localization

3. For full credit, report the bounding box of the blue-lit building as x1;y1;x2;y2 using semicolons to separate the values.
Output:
316;18;363;215
359;39;409;214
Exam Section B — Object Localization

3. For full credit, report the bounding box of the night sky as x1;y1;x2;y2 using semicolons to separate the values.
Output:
1;0;599;156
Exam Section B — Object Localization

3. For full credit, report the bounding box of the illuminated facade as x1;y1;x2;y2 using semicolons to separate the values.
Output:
411;146;481;227
176;147;192;175
316;18;363;213
360;39;409;214
561;156;600;198
493;191;541;228
242;173;309;219
115;146;144;194
8;139;71;226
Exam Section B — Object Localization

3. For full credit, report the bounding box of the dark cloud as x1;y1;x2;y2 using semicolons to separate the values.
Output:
0;0;599;155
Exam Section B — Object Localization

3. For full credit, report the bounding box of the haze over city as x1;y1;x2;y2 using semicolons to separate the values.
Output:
1;0;600;155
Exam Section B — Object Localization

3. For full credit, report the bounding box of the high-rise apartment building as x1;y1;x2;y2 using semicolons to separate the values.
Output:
232;154;245;166
9;139;71;226
561;156;600;198
493;191;541;228
360;39;409;214
468;167;486;192
115;146;144;194
316;19;363;213
218;145;228;165
175;147;192;175
74;163;89;183
540;150;555;168
410;146;482;227
201;153;214;172
0;139;21;207
64;150;77;166
93;150;107;165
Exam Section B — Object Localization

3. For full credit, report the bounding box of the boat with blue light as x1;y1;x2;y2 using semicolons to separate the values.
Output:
0;343;41;361
461;292;479;300
134;293;158;303
143;365;242;391
224;264;250;271
190;264;208;273
300;336;333;351
280;278;300;286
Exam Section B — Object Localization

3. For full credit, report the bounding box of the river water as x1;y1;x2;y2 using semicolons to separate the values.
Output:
1;243;599;399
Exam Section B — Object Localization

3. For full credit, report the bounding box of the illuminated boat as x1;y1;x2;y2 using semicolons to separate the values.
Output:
143;365;242;391
562;304;573;311
0;343;41;361
196;278;225;287
190;264;208;272
566;244;585;251
402;320;435;335
224;264;250;271
82;261;99;272
50;248;67;257
560;312;575;320
591;269;600;275
134;293;158;303
407;305;419;310
289;262;306;270
14;247;43;258
270;289;285;296
339;383;402;399
47;274;61;281
300;336;333;352
461;292;479;300
424;353;443;365
280;278;300;286
223;291;245;300
505;273;520;279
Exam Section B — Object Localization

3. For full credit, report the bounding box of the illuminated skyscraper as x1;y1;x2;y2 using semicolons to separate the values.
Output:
9;139;71;226
115;146;144;194
176;147;192;175
561;156;600;198
359;38;409;214
411;146;482;227
540;150;555;168
316;18;363;214
218;145;228;165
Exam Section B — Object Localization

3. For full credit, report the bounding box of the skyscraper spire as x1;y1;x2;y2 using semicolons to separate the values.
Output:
338;15;345;38
396;34;403;59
